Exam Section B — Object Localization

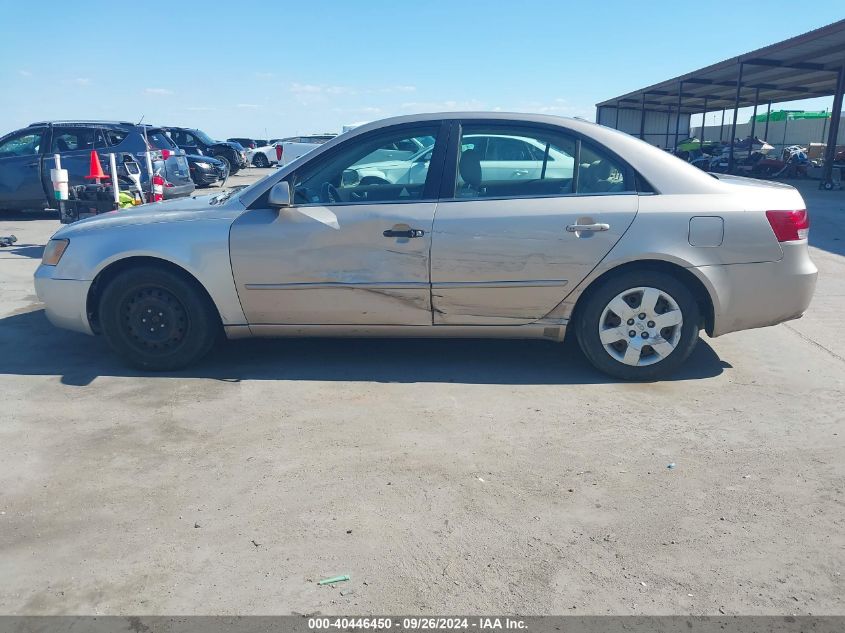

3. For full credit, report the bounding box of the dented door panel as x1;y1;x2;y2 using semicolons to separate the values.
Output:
430;195;638;325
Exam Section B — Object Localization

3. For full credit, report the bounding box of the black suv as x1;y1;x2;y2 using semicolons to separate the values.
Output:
167;128;248;175
0;120;194;212
228;137;257;150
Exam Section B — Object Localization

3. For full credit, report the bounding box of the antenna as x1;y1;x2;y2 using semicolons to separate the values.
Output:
136;114;145;126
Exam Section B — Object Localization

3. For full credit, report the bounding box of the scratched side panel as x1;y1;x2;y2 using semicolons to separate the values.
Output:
430;195;638;325
229;204;436;325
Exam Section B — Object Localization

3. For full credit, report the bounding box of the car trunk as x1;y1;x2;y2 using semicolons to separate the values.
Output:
146;128;192;186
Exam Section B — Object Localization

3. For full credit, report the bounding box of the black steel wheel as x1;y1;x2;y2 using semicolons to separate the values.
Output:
99;265;218;370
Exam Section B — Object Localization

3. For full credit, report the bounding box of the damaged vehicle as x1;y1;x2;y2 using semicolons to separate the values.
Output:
35;113;817;380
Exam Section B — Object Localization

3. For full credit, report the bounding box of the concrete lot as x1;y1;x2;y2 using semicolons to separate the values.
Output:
0;174;843;615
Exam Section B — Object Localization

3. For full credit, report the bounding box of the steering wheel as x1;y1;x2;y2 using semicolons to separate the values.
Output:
320;182;341;204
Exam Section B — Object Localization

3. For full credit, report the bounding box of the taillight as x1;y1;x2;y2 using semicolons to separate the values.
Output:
766;209;809;242
161;149;171;160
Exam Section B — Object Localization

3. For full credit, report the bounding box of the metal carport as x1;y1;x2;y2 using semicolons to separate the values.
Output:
595;19;845;189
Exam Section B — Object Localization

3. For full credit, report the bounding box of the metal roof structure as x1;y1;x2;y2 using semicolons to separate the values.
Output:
597;19;845;113
596;19;845;187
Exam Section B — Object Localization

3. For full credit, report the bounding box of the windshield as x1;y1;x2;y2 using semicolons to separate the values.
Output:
192;129;216;145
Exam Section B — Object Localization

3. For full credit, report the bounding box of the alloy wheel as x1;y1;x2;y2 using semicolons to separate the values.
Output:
597;286;684;367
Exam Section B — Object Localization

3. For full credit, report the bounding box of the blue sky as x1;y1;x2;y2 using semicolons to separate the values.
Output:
1;1;843;139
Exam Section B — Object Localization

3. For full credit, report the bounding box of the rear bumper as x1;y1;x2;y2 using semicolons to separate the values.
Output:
34;266;94;335
701;242;818;337
163;182;195;199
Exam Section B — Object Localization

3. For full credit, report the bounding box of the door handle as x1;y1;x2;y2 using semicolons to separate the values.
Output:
383;228;425;238
566;223;610;233
25;161;39;168
512;169;529;177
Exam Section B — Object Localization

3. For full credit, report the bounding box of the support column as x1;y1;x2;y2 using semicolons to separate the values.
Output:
639;92;647;140
728;63;744;172
763;101;772;140
665;106;672;149
614;102;620;129
821;62;845;189
720;109;725;142
748;87;760;152
673;81;684;152
700;97;708;144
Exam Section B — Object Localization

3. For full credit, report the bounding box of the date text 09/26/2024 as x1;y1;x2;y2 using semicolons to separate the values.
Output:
308;618;527;631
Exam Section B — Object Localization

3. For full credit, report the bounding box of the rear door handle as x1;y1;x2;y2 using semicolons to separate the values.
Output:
566;223;610;232
383;228;425;238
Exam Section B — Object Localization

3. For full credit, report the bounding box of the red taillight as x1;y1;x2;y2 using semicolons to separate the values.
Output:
275;144;283;161
766;209;809;242
161;149;171;160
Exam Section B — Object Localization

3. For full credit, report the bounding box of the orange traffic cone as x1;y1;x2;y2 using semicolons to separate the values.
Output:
84;150;107;181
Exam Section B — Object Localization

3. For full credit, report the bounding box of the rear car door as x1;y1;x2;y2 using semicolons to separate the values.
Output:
0;127;48;211
48;126;107;190
229;122;448;326
430;120;639;325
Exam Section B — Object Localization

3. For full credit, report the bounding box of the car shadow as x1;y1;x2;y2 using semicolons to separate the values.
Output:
0;243;45;259
0;309;728;387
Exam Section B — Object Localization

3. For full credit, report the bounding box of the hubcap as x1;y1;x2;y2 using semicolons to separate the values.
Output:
121;286;189;353
598;286;683;367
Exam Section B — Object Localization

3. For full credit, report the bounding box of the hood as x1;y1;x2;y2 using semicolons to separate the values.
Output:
186;154;224;166
54;195;243;238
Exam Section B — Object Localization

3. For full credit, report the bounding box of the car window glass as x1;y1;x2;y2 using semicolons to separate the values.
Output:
578;142;631;194
104;129;128;146
0;129;43;157
146;130;177;150
455;126;576;199
50;127;98;153
292;125;440;206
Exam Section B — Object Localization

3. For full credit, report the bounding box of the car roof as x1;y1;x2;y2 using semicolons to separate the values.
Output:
28;120;137;128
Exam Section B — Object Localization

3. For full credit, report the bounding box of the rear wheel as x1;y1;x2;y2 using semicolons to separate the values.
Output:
98;266;218;370
215;155;233;176
252;153;269;168
575;270;700;380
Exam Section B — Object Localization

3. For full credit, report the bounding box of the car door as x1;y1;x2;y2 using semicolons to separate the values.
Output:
430;121;639;325
229;121;448;326
49;126;107;189
0;127;48;211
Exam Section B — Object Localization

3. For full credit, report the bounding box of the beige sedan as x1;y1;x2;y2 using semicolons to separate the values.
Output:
35;112;817;380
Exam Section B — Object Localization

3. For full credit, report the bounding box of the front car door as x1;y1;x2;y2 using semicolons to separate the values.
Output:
0;127;47;211
229;121;449;326
430;120;639;325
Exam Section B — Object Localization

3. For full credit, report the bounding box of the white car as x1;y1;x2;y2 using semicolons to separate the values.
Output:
248;135;335;168
345;134;574;188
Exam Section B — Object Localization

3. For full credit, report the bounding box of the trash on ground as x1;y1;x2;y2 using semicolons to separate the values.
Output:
318;574;350;585
667;463;676;469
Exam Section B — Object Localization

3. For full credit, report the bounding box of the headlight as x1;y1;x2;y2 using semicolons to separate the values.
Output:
42;239;69;266
195;161;212;169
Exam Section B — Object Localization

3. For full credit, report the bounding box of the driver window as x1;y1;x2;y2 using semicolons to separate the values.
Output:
292;125;440;206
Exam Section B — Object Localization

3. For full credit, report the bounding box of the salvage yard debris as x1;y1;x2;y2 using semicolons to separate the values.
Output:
317;574;350;586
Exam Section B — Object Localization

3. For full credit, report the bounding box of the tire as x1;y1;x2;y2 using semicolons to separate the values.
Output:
98;265;219;370
226;153;241;175
253;153;269;168
215;154;233;176
574;270;700;381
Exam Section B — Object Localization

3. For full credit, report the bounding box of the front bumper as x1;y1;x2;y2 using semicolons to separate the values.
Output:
702;241;818;337
34;266;94;335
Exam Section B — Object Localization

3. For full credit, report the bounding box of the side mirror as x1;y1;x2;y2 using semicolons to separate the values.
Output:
268;181;291;208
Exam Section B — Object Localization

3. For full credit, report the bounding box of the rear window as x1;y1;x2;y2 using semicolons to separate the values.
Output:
146;129;177;150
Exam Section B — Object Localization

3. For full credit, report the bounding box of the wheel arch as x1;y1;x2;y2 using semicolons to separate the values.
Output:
86;256;222;334
568;259;716;337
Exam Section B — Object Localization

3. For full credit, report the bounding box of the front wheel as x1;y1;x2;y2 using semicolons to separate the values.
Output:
98;266;219;370
575;270;700;381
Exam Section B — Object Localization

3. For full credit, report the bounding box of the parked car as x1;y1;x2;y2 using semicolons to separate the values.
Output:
249;137;326;168
166;128;248;175
0;120;194;213
228;137;257;150
35;112;817;380
186;154;228;188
